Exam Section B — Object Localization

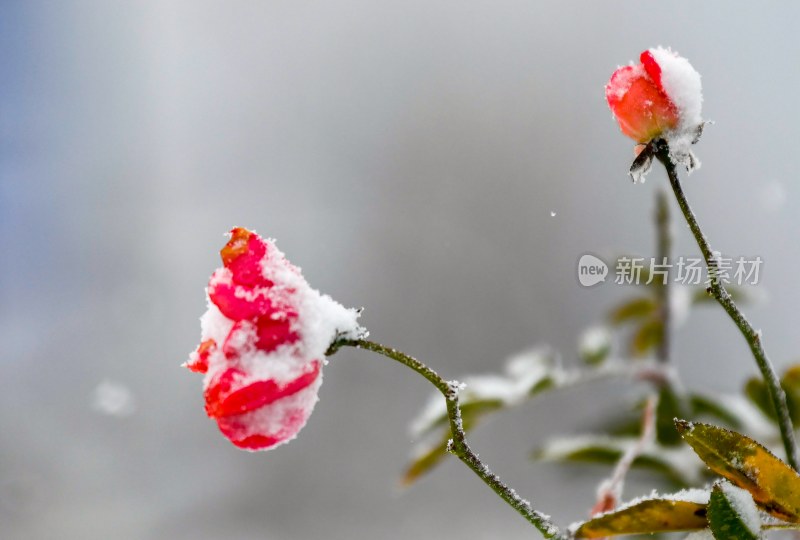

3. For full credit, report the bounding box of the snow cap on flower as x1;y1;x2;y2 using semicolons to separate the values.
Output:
606;47;703;173
185;227;364;451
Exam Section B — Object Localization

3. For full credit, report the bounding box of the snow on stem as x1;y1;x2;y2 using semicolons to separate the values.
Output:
327;338;565;539
654;140;799;471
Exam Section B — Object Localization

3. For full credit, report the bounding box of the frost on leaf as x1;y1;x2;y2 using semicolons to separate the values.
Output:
571;489;710;538
403;347;562;484
629;143;654;184
708;480;762;540
534;435;703;486
676;419;800;522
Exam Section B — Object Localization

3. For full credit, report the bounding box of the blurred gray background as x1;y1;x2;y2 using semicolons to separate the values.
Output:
2;2;799;538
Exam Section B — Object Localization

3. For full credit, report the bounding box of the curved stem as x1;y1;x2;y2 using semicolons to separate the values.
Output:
654;141;799;471
327;338;564;539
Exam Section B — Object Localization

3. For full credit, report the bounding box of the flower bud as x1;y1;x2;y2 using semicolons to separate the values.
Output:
606;48;702;147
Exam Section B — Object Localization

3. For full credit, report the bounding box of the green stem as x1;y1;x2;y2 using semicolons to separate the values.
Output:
654;189;672;364
654;141;799;471
327;338;564;539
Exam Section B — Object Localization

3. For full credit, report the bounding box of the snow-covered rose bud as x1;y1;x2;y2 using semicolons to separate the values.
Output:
606;47;704;176
606;61;679;143
185;227;364;451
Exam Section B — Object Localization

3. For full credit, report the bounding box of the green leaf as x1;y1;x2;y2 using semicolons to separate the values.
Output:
708;481;761;540
745;365;800;427
781;365;800;426
630;318;662;357
676;419;800;522
572;495;709;538
609;297;657;326
402;412;485;485
692;285;751;305
533;435;698;486
744;377;778;423
401;435;449;486
656;385;687;446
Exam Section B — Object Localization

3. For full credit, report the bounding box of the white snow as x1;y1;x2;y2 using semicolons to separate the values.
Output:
648;47;703;132
578;325;612;361
647;47;704;172
590;487;710;518
191;231;366;451
717;480;761;535
536;434;704;485
671;284;693;327
198;234;365;390
92;380;137;417
409;347;559;437
663;488;712;505
609;63;647;100
257;238;364;361
684;530;714;540
223;374;323;451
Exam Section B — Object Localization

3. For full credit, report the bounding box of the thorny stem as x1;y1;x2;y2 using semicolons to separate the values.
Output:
654;140;799;471
327;338;564;539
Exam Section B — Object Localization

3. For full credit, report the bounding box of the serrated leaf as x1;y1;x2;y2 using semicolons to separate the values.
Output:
631;318;662;357
573;497;708;538
708;481;761;540
676;420;800;522
609;297;656;325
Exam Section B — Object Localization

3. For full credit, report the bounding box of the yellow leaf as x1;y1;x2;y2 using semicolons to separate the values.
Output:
573;496;708;538
608;297;656;325
401;436;449;486
677;419;800;522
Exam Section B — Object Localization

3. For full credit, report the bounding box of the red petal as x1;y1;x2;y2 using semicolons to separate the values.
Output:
256;314;299;352
640;50;664;94
185;339;216;373
208;272;275;321
228;434;283;450
606;65;678;143
220;228;272;287
216;403;311;451
205;361;321;418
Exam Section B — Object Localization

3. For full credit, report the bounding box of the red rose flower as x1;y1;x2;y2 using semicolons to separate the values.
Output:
606;48;702;145
185;227;363;451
